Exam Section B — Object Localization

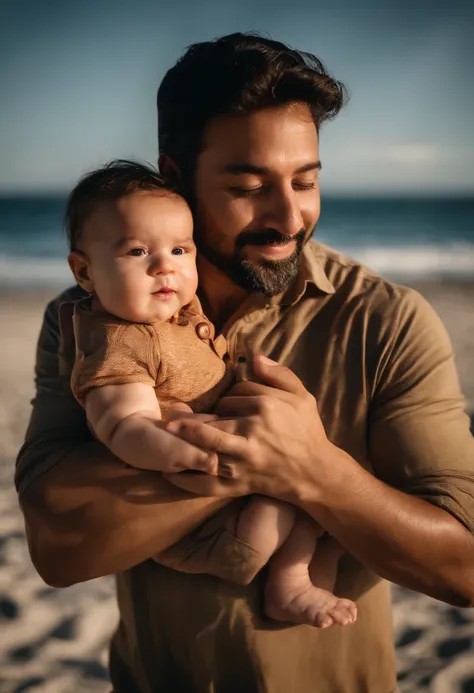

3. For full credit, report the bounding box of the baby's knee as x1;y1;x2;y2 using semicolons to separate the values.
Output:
233;496;296;563
245;495;296;525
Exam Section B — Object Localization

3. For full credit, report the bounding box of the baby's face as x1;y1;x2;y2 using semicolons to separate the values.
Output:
79;191;198;323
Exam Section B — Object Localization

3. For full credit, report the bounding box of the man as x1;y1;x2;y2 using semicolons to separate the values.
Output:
16;32;474;693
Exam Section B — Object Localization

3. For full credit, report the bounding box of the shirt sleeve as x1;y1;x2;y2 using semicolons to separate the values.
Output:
70;311;158;404
368;287;474;533
14;287;92;497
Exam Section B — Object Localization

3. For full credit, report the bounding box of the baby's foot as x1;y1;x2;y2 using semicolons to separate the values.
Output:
265;574;357;628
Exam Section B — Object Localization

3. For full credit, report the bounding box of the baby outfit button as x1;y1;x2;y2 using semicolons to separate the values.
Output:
196;322;210;339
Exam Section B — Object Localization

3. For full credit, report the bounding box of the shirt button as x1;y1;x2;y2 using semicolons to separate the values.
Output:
196;322;211;339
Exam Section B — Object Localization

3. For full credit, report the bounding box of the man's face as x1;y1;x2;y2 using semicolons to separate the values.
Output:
192;103;321;296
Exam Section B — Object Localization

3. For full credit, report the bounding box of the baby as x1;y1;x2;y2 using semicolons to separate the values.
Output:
62;160;357;629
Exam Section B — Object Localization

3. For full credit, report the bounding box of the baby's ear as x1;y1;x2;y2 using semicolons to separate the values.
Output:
68;251;94;292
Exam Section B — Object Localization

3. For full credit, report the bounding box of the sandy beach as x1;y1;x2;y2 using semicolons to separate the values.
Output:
1;282;474;693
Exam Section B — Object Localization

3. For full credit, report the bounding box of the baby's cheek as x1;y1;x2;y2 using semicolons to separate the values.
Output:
106;274;139;314
182;265;199;297
92;270;114;304
120;270;146;297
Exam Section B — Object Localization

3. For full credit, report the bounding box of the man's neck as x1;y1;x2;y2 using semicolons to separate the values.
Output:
196;255;249;333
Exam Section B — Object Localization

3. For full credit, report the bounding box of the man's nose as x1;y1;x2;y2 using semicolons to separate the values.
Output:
268;188;304;238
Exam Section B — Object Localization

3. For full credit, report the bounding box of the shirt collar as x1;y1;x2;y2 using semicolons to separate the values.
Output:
268;240;335;307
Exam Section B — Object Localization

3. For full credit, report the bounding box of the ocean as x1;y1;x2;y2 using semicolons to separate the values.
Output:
0;195;473;289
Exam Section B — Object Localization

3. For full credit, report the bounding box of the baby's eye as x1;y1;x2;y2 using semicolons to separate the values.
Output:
172;247;185;256
127;248;147;257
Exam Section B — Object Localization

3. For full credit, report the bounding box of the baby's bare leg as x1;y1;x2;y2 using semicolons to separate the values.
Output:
228;495;297;564
265;516;357;628
230;498;356;627
309;535;346;590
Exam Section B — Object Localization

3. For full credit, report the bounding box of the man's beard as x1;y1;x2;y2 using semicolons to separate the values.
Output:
196;228;308;297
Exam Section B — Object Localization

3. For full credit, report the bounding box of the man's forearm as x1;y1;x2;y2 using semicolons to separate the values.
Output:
293;444;474;606
21;440;230;587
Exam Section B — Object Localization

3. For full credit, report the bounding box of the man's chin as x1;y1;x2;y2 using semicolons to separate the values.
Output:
197;243;302;296
233;254;301;296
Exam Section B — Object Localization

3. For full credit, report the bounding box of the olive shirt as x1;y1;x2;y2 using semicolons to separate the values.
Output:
15;240;474;693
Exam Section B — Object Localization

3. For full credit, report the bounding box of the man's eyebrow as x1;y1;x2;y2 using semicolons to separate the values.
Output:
220;161;322;175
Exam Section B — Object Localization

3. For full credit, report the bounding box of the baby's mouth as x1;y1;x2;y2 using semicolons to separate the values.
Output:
152;287;177;300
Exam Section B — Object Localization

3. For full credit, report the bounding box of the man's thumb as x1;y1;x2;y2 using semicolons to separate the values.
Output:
252;354;282;381
256;355;279;367
252;354;303;395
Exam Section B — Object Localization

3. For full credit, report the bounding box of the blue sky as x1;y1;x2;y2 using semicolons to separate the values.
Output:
1;0;473;194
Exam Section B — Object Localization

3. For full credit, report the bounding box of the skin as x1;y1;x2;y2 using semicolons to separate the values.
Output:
68;191;198;323
191;103;321;329
20;103;474;605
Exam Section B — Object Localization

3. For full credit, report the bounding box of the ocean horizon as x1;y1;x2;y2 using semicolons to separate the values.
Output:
1;194;473;289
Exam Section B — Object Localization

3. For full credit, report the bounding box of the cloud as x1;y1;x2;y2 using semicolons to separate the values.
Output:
383;143;439;166
320;140;474;192
325;141;470;168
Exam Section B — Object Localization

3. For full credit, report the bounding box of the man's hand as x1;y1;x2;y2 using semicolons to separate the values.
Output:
162;402;218;424
164;355;335;501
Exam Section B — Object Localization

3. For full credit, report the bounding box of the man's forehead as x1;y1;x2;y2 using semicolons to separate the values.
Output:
199;104;319;171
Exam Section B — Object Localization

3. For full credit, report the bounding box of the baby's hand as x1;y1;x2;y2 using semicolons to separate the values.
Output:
162;432;220;477
161;405;220;477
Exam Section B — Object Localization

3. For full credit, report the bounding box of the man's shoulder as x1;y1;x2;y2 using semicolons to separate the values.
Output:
308;242;447;381
309;240;422;315
40;286;88;346
44;285;88;322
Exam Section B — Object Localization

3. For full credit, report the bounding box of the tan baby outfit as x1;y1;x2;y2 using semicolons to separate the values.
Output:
68;295;229;413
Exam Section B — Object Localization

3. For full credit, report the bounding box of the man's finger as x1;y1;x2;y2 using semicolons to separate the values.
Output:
186;413;219;423
252;355;306;396
166;419;248;458
168;439;219;476
181;450;219;476
224;381;294;402
166;411;219;423
164;470;244;497
214;395;265;418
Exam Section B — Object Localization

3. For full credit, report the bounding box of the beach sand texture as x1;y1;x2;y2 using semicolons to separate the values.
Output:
1;284;473;693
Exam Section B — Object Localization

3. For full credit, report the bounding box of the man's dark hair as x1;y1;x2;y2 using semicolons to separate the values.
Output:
157;32;347;192
65;159;175;251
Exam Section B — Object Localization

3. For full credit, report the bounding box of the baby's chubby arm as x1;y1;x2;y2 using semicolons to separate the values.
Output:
85;383;219;475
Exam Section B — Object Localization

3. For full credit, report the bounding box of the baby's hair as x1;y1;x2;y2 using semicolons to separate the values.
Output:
64;159;177;251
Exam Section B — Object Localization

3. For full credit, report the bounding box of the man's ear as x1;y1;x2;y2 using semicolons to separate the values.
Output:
158;154;181;187
68;251;94;293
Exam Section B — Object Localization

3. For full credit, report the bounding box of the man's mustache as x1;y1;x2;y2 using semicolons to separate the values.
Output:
236;229;306;250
